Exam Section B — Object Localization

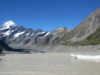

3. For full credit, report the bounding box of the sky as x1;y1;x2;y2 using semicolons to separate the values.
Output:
0;0;99;31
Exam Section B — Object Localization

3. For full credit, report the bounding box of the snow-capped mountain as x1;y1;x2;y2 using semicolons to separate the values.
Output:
0;8;100;51
0;21;16;30
0;21;67;49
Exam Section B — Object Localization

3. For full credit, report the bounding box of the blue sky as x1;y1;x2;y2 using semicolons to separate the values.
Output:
0;0;99;31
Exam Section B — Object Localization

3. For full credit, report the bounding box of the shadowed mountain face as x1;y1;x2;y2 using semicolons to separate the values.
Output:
0;45;2;54
0;39;13;53
0;39;30;53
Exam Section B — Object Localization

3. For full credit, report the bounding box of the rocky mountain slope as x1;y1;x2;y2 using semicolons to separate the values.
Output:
60;8;100;45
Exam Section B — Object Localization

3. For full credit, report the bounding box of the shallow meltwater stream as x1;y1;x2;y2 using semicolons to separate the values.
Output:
0;53;100;75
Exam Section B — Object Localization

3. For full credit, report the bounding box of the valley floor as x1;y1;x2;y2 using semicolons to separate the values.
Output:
0;53;100;75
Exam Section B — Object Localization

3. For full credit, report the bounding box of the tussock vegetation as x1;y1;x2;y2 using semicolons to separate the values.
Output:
62;27;100;46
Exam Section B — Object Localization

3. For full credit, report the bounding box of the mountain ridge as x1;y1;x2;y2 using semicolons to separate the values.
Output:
0;20;67;49
0;8;100;52
60;8;100;45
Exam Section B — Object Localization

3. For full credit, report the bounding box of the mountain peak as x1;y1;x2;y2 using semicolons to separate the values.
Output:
58;27;67;30
90;8;100;17
3;20;16;28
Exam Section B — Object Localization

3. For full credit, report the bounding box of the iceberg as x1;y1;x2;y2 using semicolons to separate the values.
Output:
70;54;100;60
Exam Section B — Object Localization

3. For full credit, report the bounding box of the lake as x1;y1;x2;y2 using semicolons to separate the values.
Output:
0;53;100;75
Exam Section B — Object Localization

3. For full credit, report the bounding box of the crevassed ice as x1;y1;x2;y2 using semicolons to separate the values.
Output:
14;31;25;38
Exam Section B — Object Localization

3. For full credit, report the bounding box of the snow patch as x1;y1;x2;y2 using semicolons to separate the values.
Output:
45;32;50;37
26;33;30;36
37;32;46;35
3;30;14;36
14;31;25;38
4;30;11;36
